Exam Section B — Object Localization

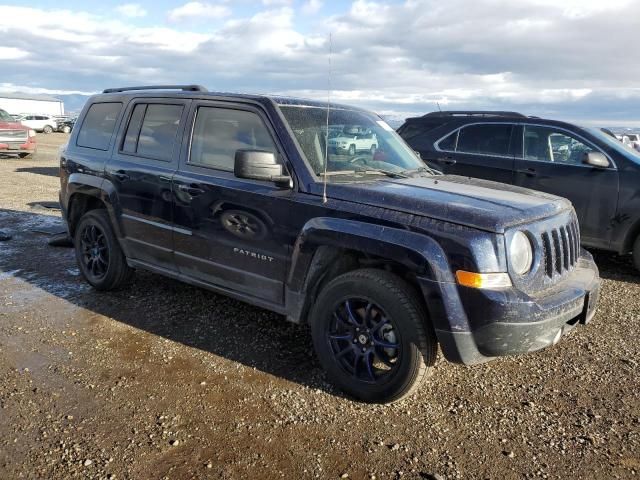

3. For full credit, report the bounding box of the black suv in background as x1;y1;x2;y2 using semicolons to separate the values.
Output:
398;111;640;271
59;87;600;403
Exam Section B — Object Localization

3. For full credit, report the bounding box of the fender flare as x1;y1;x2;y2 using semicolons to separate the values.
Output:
284;217;456;324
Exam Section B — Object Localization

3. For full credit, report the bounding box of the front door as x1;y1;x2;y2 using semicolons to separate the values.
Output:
427;123;516;184
172;101;296;305
513;124;619;247
105;99;190;270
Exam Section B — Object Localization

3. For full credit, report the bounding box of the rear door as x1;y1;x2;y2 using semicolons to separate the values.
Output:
172;100;296;305
105;98;190;271
429;123;516;184
513;124;619;247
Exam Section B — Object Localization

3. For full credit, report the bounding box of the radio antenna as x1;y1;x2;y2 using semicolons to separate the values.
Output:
436;101;442;112
322;32;332;204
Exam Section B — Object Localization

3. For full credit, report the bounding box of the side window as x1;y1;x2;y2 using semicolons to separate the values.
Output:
524;126;594;164
456;124;513;156
189;107;277;172
77;102;123;151
121;104;183;161
437;130;458;151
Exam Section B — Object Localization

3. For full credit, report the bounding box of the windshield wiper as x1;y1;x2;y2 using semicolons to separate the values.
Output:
320;169;409;179
401;165;442;176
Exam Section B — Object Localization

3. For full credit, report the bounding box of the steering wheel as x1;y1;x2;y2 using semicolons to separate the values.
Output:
349;155;370;165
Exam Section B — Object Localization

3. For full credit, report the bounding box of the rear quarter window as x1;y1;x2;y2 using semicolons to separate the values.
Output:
76;102;123;151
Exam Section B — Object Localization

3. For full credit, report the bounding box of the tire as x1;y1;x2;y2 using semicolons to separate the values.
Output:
634;236;640;272
18;153;32;159
310;268;437;403
74;209;134;290
62;126;71;134
370;144;376;155
43;125;53;134
348;144;356;156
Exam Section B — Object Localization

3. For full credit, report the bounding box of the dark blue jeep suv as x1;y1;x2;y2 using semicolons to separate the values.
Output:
398;111;640;271
59;87;601;403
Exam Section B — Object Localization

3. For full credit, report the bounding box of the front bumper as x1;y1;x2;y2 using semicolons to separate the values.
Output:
423;251;600;365
0;140;36;154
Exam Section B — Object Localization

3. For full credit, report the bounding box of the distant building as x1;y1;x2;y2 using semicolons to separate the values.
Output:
0;93;64;116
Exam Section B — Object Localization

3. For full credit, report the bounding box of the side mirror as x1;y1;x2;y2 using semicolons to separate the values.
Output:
234;150;291;188
583;152;610;168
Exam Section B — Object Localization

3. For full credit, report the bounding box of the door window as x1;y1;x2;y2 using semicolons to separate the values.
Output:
523;125;594;164
189;107;277;171
437;130;458;151
76;102;123;151
456;124;512;156
121;104;183;161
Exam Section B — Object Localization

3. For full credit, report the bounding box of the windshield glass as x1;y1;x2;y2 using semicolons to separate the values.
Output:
279;105;426;180
585;127;640;162
0;109;14;122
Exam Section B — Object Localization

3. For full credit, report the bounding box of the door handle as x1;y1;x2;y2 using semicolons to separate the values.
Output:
114;170;129;181
158;176;172;183
515;168;537;177
437;157;457;165
177;184;205;196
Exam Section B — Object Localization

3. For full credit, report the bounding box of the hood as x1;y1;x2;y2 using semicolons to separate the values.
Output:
328;175;571;233
0;120;28;130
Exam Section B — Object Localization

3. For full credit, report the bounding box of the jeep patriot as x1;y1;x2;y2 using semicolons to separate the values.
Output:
59;85;601;403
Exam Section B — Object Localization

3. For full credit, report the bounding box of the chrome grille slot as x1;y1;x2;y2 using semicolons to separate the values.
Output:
541;218;580;279
0;129;28;142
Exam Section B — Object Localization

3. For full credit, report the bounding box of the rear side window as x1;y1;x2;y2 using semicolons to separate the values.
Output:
77;102;123;151
189;107;277;171
437;130;458;151
456;124;513;156
122;104;183;161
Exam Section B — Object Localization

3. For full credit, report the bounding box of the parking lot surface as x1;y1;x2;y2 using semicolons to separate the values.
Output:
0;134;638;479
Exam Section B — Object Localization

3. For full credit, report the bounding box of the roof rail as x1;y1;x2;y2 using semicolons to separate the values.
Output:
422;110;526;118
102;85;208;94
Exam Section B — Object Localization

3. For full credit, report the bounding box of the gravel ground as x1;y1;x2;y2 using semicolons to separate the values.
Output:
0;134;638;480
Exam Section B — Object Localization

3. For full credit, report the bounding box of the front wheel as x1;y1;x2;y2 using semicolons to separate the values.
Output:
43;125;53;134
348;144;356;156
310;269;437;403
74;209;134;290
62;125;71;134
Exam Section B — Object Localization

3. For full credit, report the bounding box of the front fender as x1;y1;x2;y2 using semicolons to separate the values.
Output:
288;217;455;291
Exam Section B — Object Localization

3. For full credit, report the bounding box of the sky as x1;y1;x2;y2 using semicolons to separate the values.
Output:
0;0;639;125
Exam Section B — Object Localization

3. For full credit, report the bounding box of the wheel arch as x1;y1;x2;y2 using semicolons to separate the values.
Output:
284;217;453;324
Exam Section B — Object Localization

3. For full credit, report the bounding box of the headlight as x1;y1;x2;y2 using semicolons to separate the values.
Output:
28;129;36;137
509;231;533;275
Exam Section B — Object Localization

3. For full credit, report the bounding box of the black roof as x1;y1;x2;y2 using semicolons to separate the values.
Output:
403;110;584;132
97;85;369;112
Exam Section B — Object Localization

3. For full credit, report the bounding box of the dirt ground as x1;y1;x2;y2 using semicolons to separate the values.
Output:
0;134;638;480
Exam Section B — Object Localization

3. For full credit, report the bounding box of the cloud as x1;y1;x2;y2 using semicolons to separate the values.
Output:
302;0;323;15
115;3;147;18
0;47;29;60
0;1;638;123
167;2;231;22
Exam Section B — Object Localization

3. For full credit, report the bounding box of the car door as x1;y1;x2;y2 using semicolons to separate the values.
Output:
105;98;191;271
513;124;619;247
429;123;516;184
172;101;296;305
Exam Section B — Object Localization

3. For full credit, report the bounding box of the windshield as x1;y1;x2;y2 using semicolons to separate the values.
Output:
0;109;14;122
585;127;640;162
279;105;427;180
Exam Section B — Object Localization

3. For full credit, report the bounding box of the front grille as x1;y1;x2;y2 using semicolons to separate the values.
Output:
540;218;580;278
0;129;28;142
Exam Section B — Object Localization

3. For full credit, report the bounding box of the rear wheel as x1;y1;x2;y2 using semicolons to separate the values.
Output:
310;269;437;403
62;125;71;134
43;125;53;134
18;153;32;159
348;144;356;156
74;209;133;290
370;144;376;155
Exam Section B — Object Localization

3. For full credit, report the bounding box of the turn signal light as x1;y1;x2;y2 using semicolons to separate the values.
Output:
455;270;512;289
